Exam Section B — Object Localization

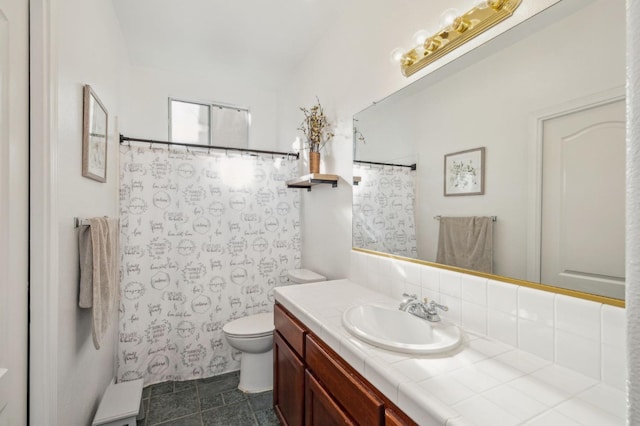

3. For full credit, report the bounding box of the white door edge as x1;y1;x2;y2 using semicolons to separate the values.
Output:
29;0;60;424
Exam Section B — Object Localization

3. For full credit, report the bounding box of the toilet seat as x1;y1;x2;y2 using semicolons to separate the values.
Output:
223;312;274;338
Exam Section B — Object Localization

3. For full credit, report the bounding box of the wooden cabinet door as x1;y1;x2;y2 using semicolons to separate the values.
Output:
306;335;384;425
385;408;411;426
274;331;305;426
305;371;355;426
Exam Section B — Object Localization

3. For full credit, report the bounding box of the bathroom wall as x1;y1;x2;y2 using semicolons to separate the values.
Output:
55;0;130;424
122;65;281;152
277;0;564;281
627;1;640;421
349;250;627;391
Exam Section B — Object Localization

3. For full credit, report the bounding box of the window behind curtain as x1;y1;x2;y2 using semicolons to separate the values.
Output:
169;98;249;148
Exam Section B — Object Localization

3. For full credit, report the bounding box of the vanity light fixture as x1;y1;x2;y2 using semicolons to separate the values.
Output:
393;0;522;77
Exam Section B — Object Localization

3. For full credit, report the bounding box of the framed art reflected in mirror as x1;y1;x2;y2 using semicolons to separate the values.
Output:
82;84;108;182
444;147;485;196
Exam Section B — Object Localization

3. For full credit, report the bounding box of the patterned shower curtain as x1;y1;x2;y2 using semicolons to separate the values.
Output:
117;144;300;385
352;164;417;258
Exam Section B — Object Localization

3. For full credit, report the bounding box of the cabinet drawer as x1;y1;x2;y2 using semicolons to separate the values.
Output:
305;335;384;426
275;304;306;357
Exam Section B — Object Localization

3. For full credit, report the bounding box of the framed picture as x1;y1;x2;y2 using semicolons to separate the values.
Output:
82;84;108;182
444;147;485;196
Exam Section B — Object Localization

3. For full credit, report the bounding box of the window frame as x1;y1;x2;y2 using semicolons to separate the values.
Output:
168;97;250;147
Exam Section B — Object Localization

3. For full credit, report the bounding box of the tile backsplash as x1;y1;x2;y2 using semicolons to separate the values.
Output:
349;250;627;391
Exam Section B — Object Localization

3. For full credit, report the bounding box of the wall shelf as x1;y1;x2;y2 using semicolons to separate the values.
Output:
286;174;339;191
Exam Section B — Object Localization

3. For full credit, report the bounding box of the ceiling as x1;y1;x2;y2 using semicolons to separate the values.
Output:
111;0;351;89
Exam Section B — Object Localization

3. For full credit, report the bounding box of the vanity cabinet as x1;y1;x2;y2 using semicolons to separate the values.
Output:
273;303;417;426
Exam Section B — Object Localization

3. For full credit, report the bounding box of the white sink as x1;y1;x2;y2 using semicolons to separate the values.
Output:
342;305;462;355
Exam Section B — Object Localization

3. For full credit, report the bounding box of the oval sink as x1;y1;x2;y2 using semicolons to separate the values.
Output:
342;305;462;355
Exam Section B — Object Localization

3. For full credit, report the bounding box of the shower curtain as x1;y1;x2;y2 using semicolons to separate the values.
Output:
117;144;300;385
352;164;417;258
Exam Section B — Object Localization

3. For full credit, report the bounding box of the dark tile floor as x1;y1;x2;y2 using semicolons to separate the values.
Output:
137;371;280;426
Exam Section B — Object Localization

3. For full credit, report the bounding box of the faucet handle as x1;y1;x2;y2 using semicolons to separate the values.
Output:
429;300;449;312
402;293;417;299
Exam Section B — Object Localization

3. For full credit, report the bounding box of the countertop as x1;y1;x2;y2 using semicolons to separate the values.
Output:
274;279;626;425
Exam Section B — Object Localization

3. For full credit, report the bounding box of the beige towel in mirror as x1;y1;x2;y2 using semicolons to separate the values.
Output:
436;216;493;274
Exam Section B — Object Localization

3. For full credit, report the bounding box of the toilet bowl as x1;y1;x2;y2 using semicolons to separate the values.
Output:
223;312;274;393
223;269;326;393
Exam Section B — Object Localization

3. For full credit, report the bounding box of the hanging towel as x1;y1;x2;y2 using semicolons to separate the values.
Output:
436;216;493;273
78;217;120;349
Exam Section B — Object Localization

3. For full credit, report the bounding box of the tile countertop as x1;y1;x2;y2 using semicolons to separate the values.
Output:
274;279;626;426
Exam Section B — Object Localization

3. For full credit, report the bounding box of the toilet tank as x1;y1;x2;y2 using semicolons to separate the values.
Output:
287;269;326;284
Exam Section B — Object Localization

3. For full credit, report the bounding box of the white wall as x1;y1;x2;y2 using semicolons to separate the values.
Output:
627;0;640;422
123;65;280;152
0;0;28;424
277;0;566;280
54;0;130;424
354;0;625;280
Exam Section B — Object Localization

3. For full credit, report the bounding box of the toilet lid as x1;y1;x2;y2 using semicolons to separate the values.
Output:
287;268;326;283
223;313;274;337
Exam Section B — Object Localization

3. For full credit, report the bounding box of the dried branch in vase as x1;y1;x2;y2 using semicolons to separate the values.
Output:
298;97;335;153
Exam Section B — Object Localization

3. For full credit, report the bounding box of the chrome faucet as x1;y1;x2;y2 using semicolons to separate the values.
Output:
399;293;448;322
425;300;448;322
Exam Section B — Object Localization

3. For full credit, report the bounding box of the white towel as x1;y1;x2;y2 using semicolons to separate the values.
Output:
436;216;493;273
78;217;120;349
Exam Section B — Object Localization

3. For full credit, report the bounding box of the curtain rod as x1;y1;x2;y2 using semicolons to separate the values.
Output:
119;134;300;159
353;159;417;170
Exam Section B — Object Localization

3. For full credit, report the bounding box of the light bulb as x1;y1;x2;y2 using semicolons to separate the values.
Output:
390;47;405;64
412;29;430;46
439;8;460;29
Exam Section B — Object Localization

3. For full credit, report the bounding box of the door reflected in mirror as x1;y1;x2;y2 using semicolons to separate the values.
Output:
352;0;626;300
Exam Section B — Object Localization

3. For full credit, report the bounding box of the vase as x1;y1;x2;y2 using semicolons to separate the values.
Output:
309;151;320;174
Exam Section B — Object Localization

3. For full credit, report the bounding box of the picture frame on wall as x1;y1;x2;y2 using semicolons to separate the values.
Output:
82;84;108;182
444;147;485;196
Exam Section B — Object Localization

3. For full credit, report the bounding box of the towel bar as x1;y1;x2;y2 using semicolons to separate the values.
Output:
74;217;109;228
434;215;497;222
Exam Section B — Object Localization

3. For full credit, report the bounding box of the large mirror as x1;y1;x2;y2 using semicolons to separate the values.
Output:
353;0;626;300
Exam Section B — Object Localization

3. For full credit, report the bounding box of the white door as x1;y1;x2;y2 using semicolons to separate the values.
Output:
541;99;625;298
0;0;29;424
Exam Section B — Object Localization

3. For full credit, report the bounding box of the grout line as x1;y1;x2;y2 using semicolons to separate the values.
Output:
152;412;201;426
195;379;203;426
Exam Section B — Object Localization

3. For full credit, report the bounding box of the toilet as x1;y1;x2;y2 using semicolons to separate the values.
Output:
222;269;326;393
